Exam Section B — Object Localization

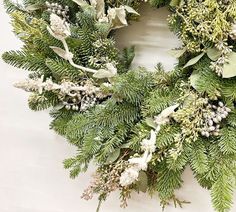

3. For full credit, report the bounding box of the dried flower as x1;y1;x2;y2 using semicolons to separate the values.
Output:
119;167;139;187
154;104;179;125
15;76;106;111
47;13;71;40
141;130;157;153
119;104;179;187
107;6;127;29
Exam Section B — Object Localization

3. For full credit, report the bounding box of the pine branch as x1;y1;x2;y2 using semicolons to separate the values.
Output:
50;108;74;136
45;58;84;81
188;139;209;175
156;124;180;148
211;170;234;212
3;0;22;13
28;92;59;111
156;162;183;201
218;127;236;155
112;69;154;105
2;50;50;74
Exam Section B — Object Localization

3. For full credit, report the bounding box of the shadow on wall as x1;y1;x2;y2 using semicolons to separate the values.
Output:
115;3;182;71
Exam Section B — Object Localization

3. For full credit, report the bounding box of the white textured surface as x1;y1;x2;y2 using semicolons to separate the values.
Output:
0;2;235;212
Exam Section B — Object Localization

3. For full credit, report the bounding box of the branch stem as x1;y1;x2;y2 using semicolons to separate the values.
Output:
61;39;97;74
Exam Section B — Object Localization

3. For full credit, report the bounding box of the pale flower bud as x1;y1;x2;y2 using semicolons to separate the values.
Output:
141;130;156;153
119;167;139;187
106;63;117;76
107;6;128;29
47;13;71;40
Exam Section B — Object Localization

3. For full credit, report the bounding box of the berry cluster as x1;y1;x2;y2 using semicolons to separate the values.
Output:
45;1;69;20
201;101;231;137
64;81;100;112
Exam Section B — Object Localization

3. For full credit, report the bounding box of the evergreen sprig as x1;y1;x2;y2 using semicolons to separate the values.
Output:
2;0;236;212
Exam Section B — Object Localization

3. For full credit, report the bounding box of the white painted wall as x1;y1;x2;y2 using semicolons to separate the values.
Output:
0;2;235;212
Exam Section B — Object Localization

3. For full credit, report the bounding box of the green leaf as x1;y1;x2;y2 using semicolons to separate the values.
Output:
206;48;221;61
53;103;65;110
136;171;148;193
72;0;88;7
169;0;181;7
183;52;205;68
124;5;139;15
25;4;42;11
120;143;131;149
168;47;187;58
145;117;157;129
50;46;68;60
189;70;200;90
222;52;236;78
93;69;115;79
105;149;120;164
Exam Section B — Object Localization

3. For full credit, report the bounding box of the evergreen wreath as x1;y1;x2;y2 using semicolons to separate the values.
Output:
2;0;236;211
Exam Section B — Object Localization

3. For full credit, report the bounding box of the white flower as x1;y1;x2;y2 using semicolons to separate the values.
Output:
154;104;179;125
60;81;76;96
98;16;109;23
83;81;100;94
107;7;116;20
141;130;157;153
129;157;148;170
107;6;128;29
106;63;117;75
47;14;71;40
44;78;60;91
119;167;139;187
14;75;45;94
102;82;112;87
89;0;97;7
119;105;180;187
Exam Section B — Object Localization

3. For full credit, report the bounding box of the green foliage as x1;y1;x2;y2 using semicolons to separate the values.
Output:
120;46;135;71
149;0;170;8
190;59;221;100
62;102;136;176
112;69;154;105
28;91;60;111
143;86;179;117
2;50;50;74
45;59;84;81
169;0;235;53
227;110;236;127
211;170;234;212
155;162;183;201
50;108;75;135
3;0;22;13
156;124;180;148
2;0;236;211
218;127;236;155
188;140;208;175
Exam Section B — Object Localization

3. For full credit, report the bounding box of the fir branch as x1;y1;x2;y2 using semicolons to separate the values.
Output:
188;140;209;175
2;50;51;74
45;58;84;81
28;91;59;111
211;170;234;212
155;163;183;201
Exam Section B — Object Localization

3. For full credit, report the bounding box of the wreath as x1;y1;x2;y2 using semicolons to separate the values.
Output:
2;0;236;211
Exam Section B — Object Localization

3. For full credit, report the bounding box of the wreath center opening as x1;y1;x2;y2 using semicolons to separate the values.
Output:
115;3;181;71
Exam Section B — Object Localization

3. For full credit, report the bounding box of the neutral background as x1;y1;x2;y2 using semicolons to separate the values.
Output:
1;2;235;212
